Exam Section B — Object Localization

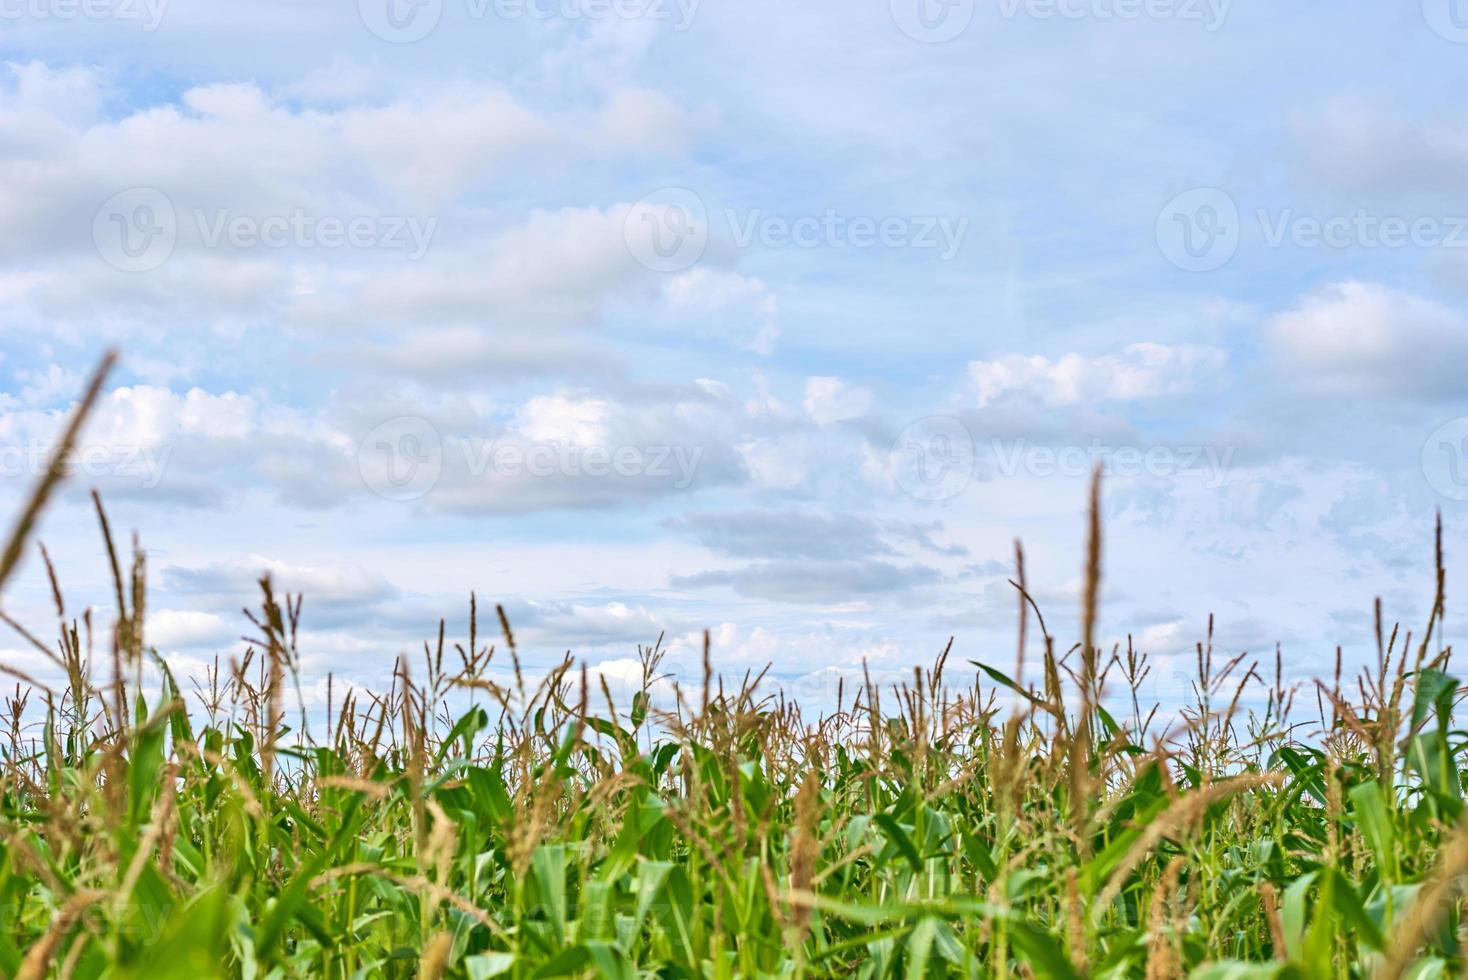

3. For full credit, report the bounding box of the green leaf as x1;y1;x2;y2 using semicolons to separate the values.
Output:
435;706;489;766
1008;921;1082;980
583;942;635;980
254;850;332;961
530;844;569;944
1191;963;1297;980
874;813;923;873
1348;781;1397;880
905;916;939;980
465;953;516;979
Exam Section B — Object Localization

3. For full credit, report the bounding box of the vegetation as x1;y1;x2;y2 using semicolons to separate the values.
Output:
2;356;1466;978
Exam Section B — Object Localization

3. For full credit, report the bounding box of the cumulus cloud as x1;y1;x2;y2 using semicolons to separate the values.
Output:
0;384;271;503
3;370;794;514
286;204;783;349
511;600;676;650
0;64;722;356
660;268;780;354
668;509;964;562
671;509;890;561
664;622;919;678
1289;100;1468;198
146;610;236;651
583;86;700;156
672;560;942;603
515;394;616;446
163;557;401;608
0;65;697;255
1264;282;1468;399
345;327;609;382
413;382;755;515
803;377;872;424
968;343;1227;408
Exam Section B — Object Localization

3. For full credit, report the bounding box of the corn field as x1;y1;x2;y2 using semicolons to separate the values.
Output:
3;358;1467;979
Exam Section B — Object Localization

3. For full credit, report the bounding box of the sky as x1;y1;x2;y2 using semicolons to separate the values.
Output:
1;0;1467;714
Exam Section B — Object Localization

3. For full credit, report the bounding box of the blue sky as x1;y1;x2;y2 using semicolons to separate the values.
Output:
1;0;1466;709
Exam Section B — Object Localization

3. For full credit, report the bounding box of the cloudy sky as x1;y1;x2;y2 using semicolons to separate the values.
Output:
1;0;1466;709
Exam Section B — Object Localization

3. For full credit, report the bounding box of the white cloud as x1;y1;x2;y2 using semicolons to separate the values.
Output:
661;267;779;354
586;655;685;706
1128;620;1192;658
292;205;655;332
803;377;872;425
1289;100;1468;197
0;385;261;500
165;557;400;608
736;436;810;490
422;382;754;514
15;364;82;407
515;394;613;446
347;327;607;382
1;61;107;129
146;610;235;650
584;86;698;156
668;622;910;676
0;66;698;263
90;387;259;445
281;57;381;104
3;371;782;514
968;343;1227;407
1264;282;1468;399
0;65;746;381
337;87;551;207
